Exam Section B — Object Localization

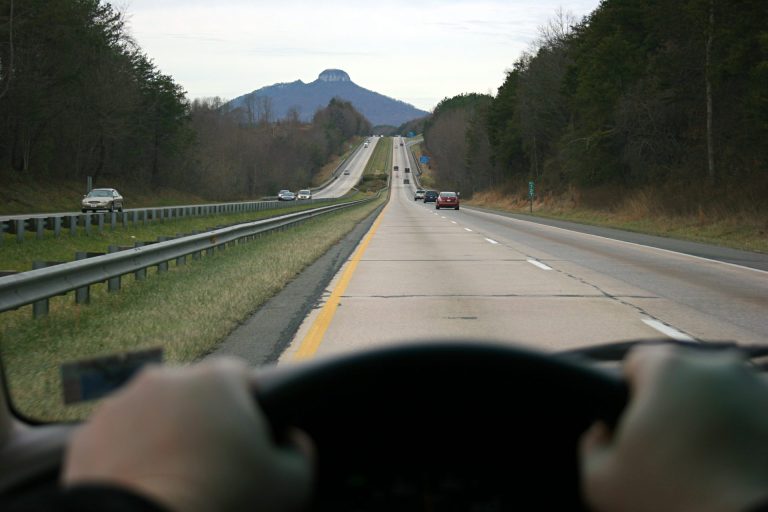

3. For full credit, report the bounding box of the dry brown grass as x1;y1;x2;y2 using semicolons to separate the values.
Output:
468;185;768;253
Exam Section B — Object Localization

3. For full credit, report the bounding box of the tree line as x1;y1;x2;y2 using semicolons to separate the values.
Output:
424;0;768;209
0;0;371;199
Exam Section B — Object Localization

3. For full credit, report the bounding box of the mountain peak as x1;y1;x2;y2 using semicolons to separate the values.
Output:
318;69;351;82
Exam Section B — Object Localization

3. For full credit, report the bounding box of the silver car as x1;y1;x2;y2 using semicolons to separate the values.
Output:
297;189;312;200
414;189;425;201
81;188;123;213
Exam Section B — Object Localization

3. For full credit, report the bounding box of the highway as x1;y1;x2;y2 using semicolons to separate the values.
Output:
312;137;379;199
280;138;768;361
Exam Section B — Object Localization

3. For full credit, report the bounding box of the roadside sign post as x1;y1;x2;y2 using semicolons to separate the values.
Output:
528;181;535;213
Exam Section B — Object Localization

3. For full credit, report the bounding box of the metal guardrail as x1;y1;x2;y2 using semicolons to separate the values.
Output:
0;197;335;245
0;192;386;317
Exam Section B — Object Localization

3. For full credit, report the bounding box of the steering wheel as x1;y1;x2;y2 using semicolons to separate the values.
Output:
256;341;628;511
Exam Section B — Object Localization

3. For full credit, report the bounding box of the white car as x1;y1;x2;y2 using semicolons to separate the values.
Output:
414;189;425;201
343;169;350;175
297;189;312;200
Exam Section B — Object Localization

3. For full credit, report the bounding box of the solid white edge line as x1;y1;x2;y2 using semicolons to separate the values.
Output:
462;207;768;275
485;238;499;245
451;221;457;224
526;258;552;270
642;318;697;342
464;228;473;232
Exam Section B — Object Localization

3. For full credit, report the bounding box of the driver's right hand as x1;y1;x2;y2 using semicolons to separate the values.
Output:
580;345;768;512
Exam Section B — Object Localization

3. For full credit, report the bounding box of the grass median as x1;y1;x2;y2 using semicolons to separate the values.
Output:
0;194;386;422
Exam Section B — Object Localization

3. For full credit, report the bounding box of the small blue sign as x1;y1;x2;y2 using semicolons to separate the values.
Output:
419;156;430;164
407;131;416;138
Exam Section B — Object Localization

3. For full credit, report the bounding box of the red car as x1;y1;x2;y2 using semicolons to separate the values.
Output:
435;191;460;210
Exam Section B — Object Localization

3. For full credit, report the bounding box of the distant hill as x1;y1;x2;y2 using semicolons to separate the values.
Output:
227;69;429;127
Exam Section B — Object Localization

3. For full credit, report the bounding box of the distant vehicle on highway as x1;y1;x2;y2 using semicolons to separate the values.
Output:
404;178;410;185
414;189;425;201
400;142;404;146
364;143;369;148
297;189;312;200
436;191;459;210
81;188;123;213
405;167;410;173
343;169;351;175
393;165;399;172
423;191;438;203
277;190;293;200
281;191;296;201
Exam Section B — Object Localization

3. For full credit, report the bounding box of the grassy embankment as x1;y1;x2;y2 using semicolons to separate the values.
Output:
0;175;212;216
358;137;392;192
467;186;768;254
0;194;365;272
311;136;365;187
407;141;437;189
0;194;386;421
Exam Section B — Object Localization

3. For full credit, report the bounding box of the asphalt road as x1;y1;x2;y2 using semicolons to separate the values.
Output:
279;140;767;361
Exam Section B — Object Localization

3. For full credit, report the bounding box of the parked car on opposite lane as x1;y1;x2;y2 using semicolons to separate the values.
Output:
81;188;123;213
423;191;438;203
436;191;460;210
414;189;425;201
297;189;312;200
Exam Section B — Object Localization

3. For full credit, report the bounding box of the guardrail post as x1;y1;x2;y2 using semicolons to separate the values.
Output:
110;211;117;231
53;217;61;238
97;213;105;233
107;246;121;292
0;220;5;246
15;219;25;242
69;215;78;236
84;214;92;235
35;218;45;239
157;236;169;272
151;209;156;223
122;212;128;228
74;252;90;304
133;242;147;280
32;261;49;317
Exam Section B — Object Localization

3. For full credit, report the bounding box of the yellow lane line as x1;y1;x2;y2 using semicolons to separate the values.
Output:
292;200;390;360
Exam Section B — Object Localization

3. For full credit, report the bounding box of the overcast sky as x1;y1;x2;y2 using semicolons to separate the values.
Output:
123;0;601;112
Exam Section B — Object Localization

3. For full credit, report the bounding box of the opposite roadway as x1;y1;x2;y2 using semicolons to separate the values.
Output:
280;138;768;361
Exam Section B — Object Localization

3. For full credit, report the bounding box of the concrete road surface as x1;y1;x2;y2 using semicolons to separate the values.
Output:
281;139;768;362
313;137;379;199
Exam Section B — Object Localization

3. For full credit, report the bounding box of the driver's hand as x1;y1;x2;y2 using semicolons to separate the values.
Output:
63;358;314;512
580;345;768;512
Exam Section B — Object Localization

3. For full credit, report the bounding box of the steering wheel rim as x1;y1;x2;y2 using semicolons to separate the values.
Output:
255;341;628;510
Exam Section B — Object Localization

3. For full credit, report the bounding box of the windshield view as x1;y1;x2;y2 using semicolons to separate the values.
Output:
0;0;767;510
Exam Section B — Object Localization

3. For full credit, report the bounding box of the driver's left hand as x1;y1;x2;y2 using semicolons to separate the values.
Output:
63;357;314;512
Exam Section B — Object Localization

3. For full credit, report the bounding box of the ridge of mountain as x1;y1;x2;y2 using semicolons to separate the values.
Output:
227;69;429;127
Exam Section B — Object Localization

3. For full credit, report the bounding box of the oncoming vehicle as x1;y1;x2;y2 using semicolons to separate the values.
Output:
81;188;123;213
343;169;351;175
435;191;459;210
414;189;425;200
277;190;293;200
281;191;296;201
297;189;312;200
423;190;438;203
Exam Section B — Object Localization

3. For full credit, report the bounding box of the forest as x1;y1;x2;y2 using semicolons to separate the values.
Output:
0;0;371;200
424;0;768;213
